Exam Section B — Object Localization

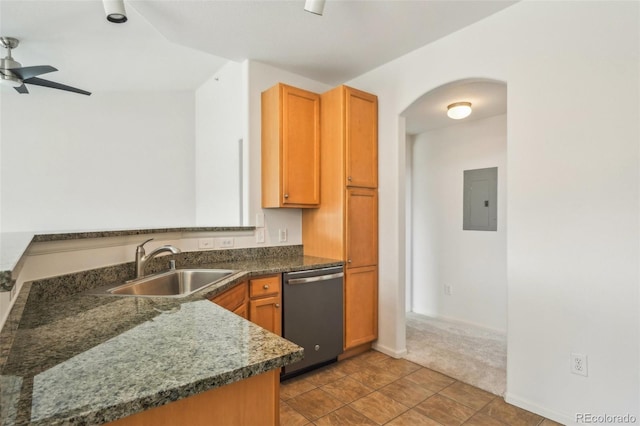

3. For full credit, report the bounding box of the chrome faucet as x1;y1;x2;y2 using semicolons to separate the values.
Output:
135;238;181;278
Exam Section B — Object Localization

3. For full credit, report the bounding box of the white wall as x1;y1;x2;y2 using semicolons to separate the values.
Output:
1;91;196;232
348;1;639;423
195;61;243;226
410;114;507;332
244;60;330;243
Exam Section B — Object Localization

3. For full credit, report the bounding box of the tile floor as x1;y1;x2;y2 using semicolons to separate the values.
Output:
280;350;563;426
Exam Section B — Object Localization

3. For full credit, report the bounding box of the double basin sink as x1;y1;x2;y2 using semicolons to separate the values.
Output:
92;269;235;298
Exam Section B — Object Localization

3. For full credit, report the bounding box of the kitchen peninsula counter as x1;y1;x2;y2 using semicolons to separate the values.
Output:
0;250;342;425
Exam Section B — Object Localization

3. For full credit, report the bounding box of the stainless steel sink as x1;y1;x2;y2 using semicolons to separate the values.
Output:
105;269;234;297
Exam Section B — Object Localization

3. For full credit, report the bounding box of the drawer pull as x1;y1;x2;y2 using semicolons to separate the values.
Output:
275;303;280;308
263;284;269;290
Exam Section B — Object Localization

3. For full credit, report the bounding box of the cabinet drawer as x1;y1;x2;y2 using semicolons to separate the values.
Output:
210;282;248;312
249;275;281;298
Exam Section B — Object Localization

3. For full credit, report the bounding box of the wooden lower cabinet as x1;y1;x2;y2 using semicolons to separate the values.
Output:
344;266;378;349
210;275;282;336
107;369;279;426
249;275;282;336
210;281;249;319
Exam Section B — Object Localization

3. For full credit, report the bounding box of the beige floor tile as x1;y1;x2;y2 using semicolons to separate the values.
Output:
280;376;317;400
331;358;364;375
321;376;375;404
414;394;476;426
355;350;391;365
479;398;544;426
349;391;409;425
404;368;456;393
539;419;565;426
314;406;378;426
438;381;495;410
385;408;444;426
463;412;507;426
286;388;345;421
378;376;435;407
349;363;406;389
280;400;312;426
304;364;347;387
377;357;422;377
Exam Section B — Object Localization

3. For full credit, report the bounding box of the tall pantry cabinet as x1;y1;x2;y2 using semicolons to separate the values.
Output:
302;85;378;353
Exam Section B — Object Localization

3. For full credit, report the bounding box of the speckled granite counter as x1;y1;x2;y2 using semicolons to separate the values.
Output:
0;252;342;425
0;226;256;291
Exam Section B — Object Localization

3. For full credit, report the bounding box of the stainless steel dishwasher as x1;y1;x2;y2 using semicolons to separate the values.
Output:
281;266;344;379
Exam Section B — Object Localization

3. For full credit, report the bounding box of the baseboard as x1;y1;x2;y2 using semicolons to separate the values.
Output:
372;342;407;359
505;392;573;425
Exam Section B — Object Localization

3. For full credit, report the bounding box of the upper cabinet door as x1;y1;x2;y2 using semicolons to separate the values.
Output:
345;87;378;189
262;83;320;208
282;85;321;206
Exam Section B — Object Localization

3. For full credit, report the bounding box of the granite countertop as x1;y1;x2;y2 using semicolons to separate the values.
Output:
0;227;256;291
0;253;342;425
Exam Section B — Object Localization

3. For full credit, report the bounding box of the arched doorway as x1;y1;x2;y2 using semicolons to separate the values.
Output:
401;78;508;395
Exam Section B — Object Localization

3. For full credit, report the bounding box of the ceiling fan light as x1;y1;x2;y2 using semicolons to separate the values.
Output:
304;0;325;15
447;102;472;120
104;0;128;23
0;73;22;88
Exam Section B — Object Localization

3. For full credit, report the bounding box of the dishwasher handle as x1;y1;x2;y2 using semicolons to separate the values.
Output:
286;272;344;285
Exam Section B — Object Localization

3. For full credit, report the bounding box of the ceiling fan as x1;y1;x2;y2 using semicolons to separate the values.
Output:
0;37;91;96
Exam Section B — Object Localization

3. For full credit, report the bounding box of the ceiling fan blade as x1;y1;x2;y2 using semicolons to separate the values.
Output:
14;84;29;94
24;77;91;96
9;65;57;80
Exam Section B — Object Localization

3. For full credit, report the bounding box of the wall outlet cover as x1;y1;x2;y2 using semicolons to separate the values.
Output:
256;228;265;243
570;352;588;377
215;237;234;249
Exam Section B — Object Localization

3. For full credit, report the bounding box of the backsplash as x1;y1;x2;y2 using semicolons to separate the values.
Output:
27;245;303;304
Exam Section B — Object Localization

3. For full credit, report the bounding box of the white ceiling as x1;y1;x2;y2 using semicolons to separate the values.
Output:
0;0;517;94
403;79;507;135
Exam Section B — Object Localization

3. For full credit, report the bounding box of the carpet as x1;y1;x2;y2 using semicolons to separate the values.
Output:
404;312;507;396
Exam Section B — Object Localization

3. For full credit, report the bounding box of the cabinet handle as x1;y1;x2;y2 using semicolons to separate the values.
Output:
263;284;269;290
347;176;352;181
284;194;289;199
275;303;280;308
348;259;352;263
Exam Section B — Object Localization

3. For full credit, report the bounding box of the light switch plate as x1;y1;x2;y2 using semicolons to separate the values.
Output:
256;229;265;243
198;238;214;249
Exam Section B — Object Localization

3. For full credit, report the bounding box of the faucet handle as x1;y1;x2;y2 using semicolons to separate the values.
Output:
136;238;154;253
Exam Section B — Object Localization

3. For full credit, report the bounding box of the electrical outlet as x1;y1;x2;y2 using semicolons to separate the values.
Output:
444;284;452;296
215;237;234;248
278;228;287;242
198;238;214;249
570;352;588;376
10;285;17;301
256;228;265;243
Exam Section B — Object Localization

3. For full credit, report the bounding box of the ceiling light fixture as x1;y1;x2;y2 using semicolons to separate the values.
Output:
304;0;326;15
447;102;472;119
103;0;128;23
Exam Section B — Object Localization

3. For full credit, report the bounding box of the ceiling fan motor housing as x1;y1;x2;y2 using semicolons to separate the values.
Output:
0;56;23;87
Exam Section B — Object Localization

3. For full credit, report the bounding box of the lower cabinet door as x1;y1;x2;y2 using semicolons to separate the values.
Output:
249;295;282;336
344;266;378;349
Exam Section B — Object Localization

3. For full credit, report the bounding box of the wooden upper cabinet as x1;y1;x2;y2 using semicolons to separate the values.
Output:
345;87;378;189
262;83;320;208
